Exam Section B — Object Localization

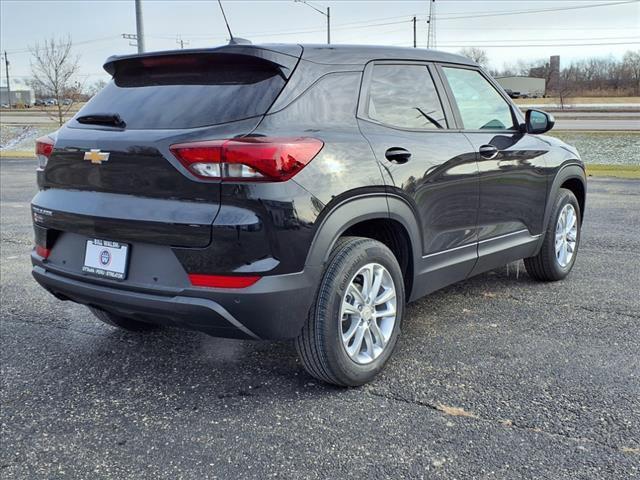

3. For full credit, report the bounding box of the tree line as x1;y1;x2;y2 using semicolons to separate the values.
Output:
460;47;640;96
11;38;640;127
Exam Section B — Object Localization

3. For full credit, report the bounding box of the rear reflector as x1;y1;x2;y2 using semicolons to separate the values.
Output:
170;137;323;182
35;245;51;259
188;274;260;289
35;136;55;169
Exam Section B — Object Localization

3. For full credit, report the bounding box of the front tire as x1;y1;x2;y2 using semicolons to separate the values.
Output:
524;188;581;281
295;237;405;387
89;306;158;332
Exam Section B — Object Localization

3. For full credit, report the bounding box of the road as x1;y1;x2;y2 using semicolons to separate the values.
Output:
1;110;639;130
1;157;639;479
552;119;640;131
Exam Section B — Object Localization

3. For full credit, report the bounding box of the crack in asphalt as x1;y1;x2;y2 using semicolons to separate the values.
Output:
503;294;640;320
365;388;635;455
461;291;640;320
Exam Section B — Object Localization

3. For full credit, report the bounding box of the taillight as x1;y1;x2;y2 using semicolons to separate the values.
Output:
35;136;55;169
188;274;260;289
35;245;51;259
170;137;324;182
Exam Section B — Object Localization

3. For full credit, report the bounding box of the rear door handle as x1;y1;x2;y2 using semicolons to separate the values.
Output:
385;147;411;164
479;144;499;159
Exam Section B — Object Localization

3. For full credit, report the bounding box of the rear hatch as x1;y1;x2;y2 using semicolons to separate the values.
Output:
34;45;302;248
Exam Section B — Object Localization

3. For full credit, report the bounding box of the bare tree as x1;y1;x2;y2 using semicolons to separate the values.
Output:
30;36;81;126
494;50;640;96
88;79;108;97
622;50;640;95
458;47;489;69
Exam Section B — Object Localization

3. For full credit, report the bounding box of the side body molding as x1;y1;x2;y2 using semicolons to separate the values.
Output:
304;192;481;303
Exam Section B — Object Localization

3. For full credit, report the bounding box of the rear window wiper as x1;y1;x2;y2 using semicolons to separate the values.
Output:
76;113;126;128
415;107;444;129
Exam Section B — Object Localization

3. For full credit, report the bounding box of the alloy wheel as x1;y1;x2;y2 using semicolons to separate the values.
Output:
555;203;578;268
339;262;397;364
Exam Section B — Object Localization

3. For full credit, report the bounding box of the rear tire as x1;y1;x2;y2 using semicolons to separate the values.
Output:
524;188;581;281
89;306;158;332
295;237;405;387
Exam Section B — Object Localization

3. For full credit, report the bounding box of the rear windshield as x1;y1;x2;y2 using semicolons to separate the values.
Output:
74;53;287;129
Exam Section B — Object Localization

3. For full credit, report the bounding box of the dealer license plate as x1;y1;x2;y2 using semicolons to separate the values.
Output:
82;239;129;280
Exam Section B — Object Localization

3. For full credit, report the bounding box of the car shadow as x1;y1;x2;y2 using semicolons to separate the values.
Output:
76;263;537;396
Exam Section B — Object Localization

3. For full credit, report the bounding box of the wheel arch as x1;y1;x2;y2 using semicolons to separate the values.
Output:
537;163;586;251
560;176;586;225
305;193;423;299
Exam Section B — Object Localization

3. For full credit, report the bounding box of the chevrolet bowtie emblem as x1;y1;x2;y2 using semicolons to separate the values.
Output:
84;149;110;164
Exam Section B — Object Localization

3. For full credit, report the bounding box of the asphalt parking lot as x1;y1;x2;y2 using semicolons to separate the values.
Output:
1;157;639;479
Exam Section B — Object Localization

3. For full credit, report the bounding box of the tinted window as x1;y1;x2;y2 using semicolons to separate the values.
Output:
442;67;515;130
75;54;286;129
367;64;446;130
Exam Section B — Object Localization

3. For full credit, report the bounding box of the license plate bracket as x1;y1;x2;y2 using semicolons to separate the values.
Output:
82;239;129;280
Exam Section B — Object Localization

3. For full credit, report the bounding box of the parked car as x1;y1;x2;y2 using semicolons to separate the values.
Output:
504;88;521;99
31;44;586;386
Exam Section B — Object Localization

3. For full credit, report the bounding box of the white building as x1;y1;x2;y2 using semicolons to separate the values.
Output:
495;76;546;98
0;84;36;106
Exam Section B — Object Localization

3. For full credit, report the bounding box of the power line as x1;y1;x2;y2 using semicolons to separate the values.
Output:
4;36;121;55
410;41;640;48
5;72;108;78
152;18;416;41
147;15;424;41
444;36;640;43
434;26;640;31
141;1;639;42
436;0;639;20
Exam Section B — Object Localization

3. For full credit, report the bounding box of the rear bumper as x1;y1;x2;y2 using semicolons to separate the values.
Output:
32;261;321;340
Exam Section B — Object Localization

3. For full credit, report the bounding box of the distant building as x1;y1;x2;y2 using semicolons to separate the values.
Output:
0;84;36;106
495;76;546;98
547;55;561;95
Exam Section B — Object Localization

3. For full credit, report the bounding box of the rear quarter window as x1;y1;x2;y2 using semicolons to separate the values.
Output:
74;54;287;130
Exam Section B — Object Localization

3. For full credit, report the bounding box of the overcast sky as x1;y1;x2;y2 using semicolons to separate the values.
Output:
1;0;638;86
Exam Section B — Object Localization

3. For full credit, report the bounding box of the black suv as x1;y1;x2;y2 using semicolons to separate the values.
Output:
31;44;586;386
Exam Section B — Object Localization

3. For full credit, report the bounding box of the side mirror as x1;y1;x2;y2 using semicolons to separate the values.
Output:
525;109;555;134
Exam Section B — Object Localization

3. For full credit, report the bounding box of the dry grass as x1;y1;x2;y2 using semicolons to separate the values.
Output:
621;447;640;454
436;404;477;418
586;164;640;179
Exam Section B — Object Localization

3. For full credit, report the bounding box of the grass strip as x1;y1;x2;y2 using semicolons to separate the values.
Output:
586;164;640;179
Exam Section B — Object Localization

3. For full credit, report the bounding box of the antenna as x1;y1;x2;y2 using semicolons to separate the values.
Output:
217;0;234;41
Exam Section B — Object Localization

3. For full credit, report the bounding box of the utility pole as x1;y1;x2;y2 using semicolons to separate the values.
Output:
176;36;189;49
135;0;145;53
427;0;436;49
2;51;10;110
294;1;330;45
412;16;416;48
326;6;330;45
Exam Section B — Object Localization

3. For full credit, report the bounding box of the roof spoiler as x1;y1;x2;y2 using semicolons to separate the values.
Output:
103;44;302;78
